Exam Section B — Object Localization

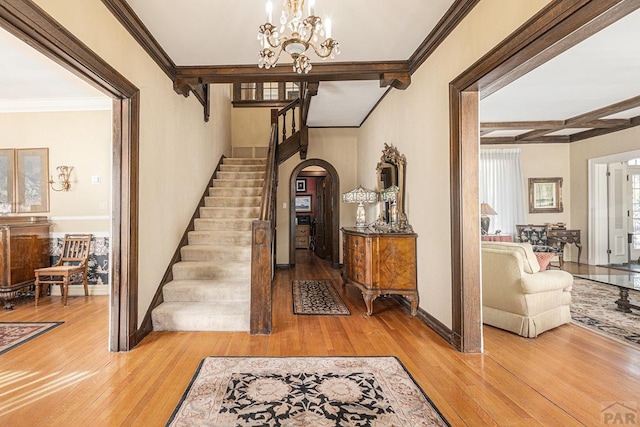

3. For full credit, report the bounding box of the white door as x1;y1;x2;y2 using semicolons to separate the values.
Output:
608;162;629;264
629;165;640;263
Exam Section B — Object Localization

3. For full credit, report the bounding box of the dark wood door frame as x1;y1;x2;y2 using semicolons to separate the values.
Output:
449;0;638;352
0;0;140;351
289;160;340;268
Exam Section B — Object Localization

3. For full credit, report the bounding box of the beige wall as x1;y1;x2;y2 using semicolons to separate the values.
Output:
0;110;111;233
276;128;358;264
34;0;232;327
357;0;549;327
231;108;271;148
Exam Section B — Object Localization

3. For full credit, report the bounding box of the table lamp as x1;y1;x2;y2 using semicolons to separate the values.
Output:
342;185;378;228
480;202;497;235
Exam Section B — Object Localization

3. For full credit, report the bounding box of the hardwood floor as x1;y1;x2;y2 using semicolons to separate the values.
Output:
0;253;638;426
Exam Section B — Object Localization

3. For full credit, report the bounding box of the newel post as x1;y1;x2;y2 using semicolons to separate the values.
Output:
250;220;273;334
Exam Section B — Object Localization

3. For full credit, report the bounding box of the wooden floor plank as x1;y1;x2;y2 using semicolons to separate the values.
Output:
0;255;638;425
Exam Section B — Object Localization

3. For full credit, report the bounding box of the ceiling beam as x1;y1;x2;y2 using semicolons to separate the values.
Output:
174;62;411;85
481;135;571;145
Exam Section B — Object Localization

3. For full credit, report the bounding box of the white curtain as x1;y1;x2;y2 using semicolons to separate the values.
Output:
480;148;526;237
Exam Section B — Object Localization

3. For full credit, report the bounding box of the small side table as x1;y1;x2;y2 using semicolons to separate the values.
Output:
481;234;513;242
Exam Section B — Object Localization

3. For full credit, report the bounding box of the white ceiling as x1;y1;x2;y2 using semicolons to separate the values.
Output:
1;2;639;132
0;27;109;113
480;7;640;132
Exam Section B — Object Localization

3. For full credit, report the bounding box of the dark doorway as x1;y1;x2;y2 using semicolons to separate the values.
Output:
289;159;340;268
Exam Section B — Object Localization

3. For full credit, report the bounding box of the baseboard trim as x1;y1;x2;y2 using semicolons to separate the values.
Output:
50;284;110;296
276;264;291;270
391;295;455;346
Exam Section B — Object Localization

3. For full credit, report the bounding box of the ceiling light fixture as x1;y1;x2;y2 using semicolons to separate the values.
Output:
258;0;340;74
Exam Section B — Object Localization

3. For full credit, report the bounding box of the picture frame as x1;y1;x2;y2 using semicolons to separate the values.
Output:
0;149;15;213
16;148;49;213
528;177;563;213
295;195;312;212
296;178;306;193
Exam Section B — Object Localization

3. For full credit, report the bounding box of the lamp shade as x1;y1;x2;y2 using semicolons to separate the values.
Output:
480;203;497;216
342;186;378;204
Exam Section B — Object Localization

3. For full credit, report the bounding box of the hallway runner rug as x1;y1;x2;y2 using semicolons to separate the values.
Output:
570;278;640;349
292;280;350;315
167;356;449;426
0;322;63;355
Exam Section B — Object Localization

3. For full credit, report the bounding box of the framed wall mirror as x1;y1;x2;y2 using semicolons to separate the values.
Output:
374;143;412;232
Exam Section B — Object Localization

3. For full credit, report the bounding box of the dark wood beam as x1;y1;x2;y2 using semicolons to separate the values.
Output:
570;115;640;142
481;120;564;130
380;73;411;90
481;135;571;145
174;62;410;84
566;94;640;125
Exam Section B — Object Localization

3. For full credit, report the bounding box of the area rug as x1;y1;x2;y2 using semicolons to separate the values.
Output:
167;356;449;426
0;322;63;355
571;278;640;349
292;280;350;315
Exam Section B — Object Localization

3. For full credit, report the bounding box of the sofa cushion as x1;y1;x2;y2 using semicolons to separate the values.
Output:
482;241;540;274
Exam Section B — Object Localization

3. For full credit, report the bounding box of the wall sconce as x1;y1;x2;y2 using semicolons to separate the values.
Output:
49;166;73;192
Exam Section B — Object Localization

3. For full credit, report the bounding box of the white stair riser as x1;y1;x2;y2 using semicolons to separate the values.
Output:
205;197;261;207
208;187;262;197
152;305;249;331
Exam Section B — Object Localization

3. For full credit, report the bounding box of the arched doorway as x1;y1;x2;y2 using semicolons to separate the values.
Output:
289;159;340;268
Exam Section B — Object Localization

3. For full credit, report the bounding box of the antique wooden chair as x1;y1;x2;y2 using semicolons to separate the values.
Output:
34;234;92;306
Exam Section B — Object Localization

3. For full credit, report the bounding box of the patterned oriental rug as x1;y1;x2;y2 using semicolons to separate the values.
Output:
292;280;350;315
168;356;449;426
571;278;640;349
0;322;63;355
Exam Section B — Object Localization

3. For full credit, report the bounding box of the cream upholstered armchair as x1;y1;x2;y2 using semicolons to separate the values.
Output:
481;241;573;338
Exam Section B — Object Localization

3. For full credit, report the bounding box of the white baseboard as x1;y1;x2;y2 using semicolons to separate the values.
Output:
50;284;110;296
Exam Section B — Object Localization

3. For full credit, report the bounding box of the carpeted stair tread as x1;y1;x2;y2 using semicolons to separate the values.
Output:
217;171;265;180
188;230;252;245
223;158;266;166
208;187;262;197
163;279;250;302
194;218;254;231
204;196;261;207
152;302;250;331
220;164;265;172
172;260;251;280
180;245;251;261
199;206;260;219
212;179;264;188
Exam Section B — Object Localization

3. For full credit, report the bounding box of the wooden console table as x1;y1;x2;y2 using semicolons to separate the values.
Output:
341;227;418;316
0;216;51;309
548;229;582;264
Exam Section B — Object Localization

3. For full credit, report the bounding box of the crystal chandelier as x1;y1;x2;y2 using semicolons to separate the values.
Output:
258;0;340;74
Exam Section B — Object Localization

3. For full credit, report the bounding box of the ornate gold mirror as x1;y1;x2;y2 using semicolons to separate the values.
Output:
374;143;412;232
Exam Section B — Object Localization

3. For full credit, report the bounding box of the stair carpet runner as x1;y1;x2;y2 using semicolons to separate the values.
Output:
151;158;266;331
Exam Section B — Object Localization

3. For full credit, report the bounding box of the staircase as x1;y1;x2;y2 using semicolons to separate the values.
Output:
151;157;266;331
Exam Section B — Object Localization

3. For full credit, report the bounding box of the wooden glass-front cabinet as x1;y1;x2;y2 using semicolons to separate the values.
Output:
341;227;418;316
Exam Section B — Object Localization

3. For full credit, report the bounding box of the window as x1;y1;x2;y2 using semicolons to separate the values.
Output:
262;82;279;100
285;82;300;100
240;83;257;101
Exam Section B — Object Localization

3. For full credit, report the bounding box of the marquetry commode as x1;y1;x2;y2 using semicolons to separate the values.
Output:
341;227;418;316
